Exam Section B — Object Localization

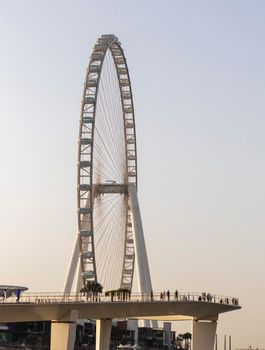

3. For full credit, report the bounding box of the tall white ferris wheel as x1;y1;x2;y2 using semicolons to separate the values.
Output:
64;34;153;300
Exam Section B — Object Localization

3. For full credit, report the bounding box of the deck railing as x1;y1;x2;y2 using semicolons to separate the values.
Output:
1;291;240;306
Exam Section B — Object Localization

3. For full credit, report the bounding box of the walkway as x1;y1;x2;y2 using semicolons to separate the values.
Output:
0;291;240;323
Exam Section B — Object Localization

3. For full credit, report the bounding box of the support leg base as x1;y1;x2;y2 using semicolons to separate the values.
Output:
192;319;217;350
96;319;112;350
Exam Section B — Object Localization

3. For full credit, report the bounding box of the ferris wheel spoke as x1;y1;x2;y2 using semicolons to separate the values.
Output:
98;200;125;288
96;91;118;151
93;153;121;182
93;138;122;180
104;53;120;121
95;197;123;249
101;72;118;138
96;88;125;176
107;212;125;287
96;200;124;288
94;127;124;182
94;198;121;237
93;194;120;211
105;56;123;142
96;109;124;173
96;197;124;241
101;54;126;169
93;156;122;184
94;117;124;180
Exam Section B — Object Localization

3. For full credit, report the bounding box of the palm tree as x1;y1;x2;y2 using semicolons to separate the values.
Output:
176;334;184;349
182;332;192;350
80;281;103;299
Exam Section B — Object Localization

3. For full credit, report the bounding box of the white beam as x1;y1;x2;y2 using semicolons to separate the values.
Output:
75;259;83;294
50;310;78;350
64;237;80;293
192;319;217;350
96;319;112;350
128;183;157;328
128;184;152;294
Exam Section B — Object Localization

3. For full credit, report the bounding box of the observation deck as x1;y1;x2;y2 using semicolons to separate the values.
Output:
0;291;240;323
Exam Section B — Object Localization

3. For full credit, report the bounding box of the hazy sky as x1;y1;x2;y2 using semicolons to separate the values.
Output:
0;0;264;348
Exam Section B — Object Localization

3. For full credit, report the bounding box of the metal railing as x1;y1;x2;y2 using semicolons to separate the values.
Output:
0;291;240;306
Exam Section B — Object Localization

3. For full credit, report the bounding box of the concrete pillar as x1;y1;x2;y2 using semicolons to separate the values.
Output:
96;319;112;350
163;322;171;347
50;310;78;350
192;320;217;350
128;319;138;345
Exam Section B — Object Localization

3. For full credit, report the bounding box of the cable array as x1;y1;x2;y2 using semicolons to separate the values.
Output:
93;50;127;290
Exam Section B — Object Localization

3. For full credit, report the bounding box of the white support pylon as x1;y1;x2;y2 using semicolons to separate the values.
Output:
63;235;83;294
192;319;218;350
128;183;158;328
64;236;80;293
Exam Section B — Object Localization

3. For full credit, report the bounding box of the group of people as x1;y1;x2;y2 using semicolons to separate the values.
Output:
158;290;169;301
220;297;239;305
2;288;21;303
149;289;179;301
149;290;239;306
158;289;191;301
198;292;213;302
198;292;239;305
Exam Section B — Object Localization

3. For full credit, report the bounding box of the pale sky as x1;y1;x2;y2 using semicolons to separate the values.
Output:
0;0;264;348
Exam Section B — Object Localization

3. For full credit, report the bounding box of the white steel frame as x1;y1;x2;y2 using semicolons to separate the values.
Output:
64;35;153;301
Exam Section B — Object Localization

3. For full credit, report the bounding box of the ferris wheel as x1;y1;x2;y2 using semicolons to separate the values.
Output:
64;35;152;296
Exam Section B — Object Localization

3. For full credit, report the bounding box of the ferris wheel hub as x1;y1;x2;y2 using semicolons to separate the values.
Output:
93;184;128;196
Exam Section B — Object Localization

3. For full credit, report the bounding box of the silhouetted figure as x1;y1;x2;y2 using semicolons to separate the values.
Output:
175;289;178;301
16;289;21;303
3;289;7;303
167;290;170;301
150;290;154;301
207;293;212;302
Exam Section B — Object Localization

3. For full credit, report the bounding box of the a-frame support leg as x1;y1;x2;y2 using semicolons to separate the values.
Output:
96;319;112;350
128;183;157;328
192;319;217;350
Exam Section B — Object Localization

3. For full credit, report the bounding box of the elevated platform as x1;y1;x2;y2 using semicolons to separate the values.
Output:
0;292;240;350
0;292;240;323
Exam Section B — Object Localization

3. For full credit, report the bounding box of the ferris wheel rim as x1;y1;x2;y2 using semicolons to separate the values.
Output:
77;35;138;290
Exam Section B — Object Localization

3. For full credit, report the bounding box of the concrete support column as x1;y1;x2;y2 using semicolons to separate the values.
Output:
50;310;78;350
192;319;217;350
128;319;138;345
96;319;112;350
